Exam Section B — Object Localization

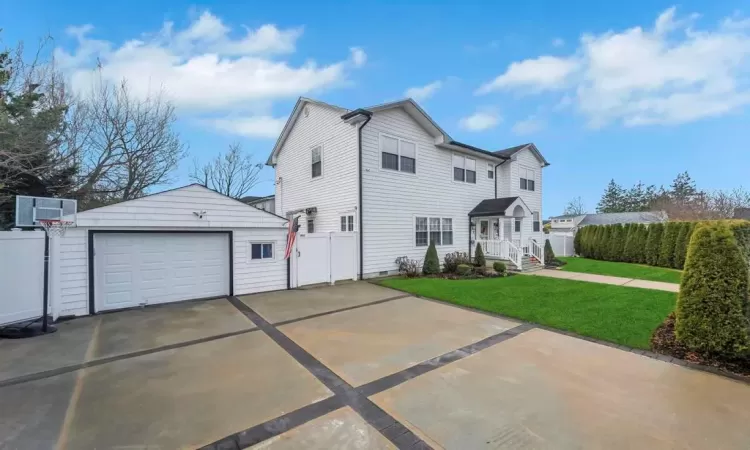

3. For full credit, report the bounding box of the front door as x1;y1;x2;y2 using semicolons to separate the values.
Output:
479;220;489;240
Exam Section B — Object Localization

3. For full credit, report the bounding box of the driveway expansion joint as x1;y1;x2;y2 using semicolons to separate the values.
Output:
211;296;535;450
271;293;412;326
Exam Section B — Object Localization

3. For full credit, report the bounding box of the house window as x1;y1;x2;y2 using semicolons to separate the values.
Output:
533;212;540;232
381;134;416;173
487;163;494;179
415;217;428;246
442;218;453;245
307;218;315;233
250;243;274;260
340;215;354;232
515;218;522;232
453;154;476;184
520;167;535;191
416;217;453;247
311;146;322;178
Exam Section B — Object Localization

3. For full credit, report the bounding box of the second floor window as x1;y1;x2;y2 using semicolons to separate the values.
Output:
520;167;535;191
381;135;416;174
533;212;540;232
487;163;494;179
340;215;354;232
311;146;322;178
453;154;476;184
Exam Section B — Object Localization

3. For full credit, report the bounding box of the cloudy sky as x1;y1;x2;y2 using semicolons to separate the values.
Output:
6;0;750;215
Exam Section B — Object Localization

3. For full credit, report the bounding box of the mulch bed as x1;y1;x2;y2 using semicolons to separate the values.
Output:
651;313;750;377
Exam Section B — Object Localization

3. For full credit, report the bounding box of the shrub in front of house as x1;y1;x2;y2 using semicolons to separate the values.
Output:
443;251;470;273
658;222;680;268
395;256;421;277
645;223;664;266
422;241;440;275
675;222;750;357
544;239;555;265
457;264;473;276
573;229;582;256
493;261;507;274
474;242;486;267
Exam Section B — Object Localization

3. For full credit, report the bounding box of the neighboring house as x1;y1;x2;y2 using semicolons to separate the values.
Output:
733;208;750;219
577;211;667;227
242;195;276;213
548;214;586;233
266;97;550;277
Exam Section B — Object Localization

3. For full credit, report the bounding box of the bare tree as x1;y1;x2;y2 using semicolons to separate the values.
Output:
70;76;187;205
563;196;586;215
189;143;263;199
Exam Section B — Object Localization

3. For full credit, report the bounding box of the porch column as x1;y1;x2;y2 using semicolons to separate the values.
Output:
500;218;504;241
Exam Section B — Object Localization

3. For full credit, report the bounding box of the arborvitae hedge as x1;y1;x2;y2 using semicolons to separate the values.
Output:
658;222;680;268
609;224;626;261
637;224;651;264
673;222;692;269
675;222;750;357
423;240;440;274
574;229;582;256
645;223;664;266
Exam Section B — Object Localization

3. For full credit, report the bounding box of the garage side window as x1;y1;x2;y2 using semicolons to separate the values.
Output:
250;242;274;260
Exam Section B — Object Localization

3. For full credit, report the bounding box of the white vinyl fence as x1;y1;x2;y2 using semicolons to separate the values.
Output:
293;232;358;288
546;233;576;257
0;231;46;326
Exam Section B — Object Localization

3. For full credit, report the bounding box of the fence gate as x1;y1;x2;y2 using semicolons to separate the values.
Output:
0;231;45;326
293;232;357;288
547;233;575;257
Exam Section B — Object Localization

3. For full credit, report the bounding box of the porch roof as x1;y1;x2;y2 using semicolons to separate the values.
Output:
469;197;523;217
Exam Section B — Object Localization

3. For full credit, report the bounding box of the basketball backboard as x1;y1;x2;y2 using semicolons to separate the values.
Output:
15;196;77;228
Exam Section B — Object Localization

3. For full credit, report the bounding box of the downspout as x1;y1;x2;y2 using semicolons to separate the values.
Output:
357;115;372;280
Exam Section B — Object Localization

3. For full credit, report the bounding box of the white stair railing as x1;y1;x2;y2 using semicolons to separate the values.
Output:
477;239;503;258
529;238;544;265
476;239;523;269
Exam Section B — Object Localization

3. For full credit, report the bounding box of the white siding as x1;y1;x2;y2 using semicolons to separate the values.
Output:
74;184;286;229
54;227;287;318
274;102;358;232
508;149;545;244
233;228;288;295
360;107;496;277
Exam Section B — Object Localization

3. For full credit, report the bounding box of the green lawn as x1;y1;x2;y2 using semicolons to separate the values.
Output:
379;276;676;349
558;257;682;284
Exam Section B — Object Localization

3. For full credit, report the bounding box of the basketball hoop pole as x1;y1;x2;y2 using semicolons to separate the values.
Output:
42;233;51;332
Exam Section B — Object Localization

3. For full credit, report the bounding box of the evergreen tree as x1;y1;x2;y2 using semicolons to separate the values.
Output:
0;49;77;227
673;222;695;269
670;172;700;202
622;224;635;262
574;228;582;255
645;223;664;266
596;180;627;213
423;241;440;274
658;222;680;268
474;242;486;267
636;224;650;264
609;224;626;261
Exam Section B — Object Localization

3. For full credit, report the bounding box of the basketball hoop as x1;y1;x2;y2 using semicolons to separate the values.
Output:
38;219;74;237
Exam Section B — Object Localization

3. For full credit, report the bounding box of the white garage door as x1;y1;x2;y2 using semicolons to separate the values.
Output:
95;233;230;311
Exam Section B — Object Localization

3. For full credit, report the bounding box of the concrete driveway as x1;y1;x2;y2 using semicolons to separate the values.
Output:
1;282;750;449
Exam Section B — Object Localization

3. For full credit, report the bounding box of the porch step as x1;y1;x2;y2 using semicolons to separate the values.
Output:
488;257;544;273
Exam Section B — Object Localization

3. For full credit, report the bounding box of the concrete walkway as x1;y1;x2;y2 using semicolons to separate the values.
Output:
523;269;680;292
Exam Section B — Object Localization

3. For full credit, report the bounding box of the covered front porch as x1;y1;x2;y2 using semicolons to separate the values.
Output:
468;197;544;270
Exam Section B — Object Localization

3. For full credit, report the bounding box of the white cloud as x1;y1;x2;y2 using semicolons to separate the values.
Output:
552;38;565;47
350;47;367;67
54;10;363;136
477;7;750;127
476;56;579;94
209;115;287;138
512;116;546;135
404;81;443;101
459;110;501;131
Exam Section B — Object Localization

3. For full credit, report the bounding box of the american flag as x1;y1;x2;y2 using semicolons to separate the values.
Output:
284;216;300;259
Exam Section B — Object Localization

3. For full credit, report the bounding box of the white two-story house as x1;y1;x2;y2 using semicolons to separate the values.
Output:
266;97;550;278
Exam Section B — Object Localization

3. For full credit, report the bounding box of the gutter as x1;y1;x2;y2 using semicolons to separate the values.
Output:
341;109;373;279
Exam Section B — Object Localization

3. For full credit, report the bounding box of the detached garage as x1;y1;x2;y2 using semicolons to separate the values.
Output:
50;184;288;318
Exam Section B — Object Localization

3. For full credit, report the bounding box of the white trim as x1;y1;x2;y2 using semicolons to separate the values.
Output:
249;242;275;261
311;144;324;180
378;132;418;176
